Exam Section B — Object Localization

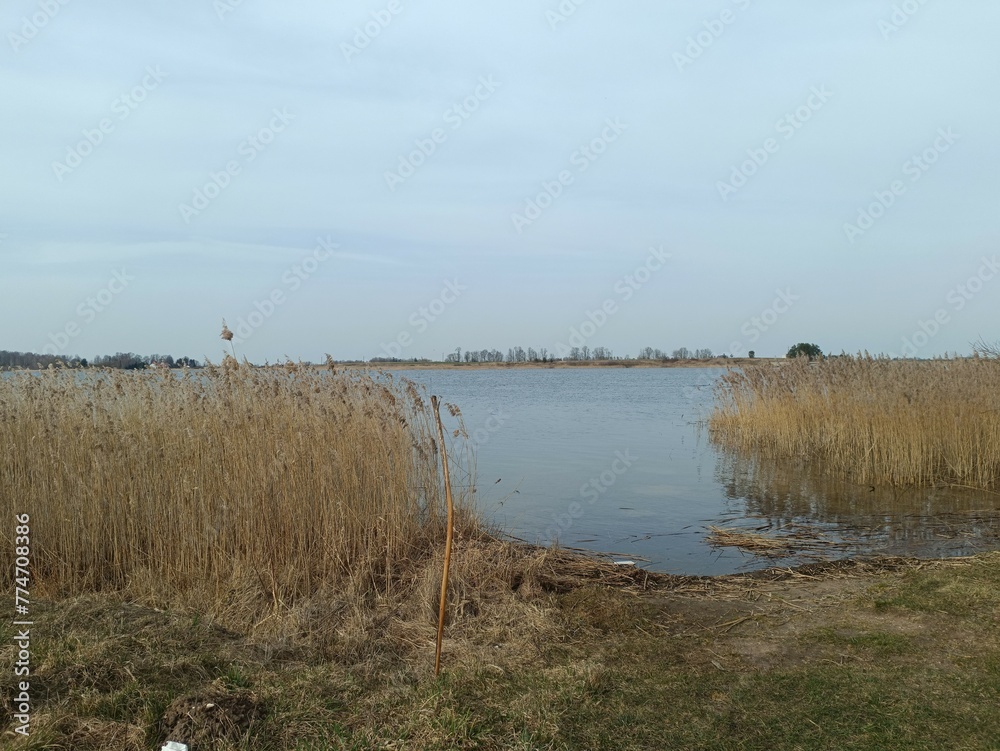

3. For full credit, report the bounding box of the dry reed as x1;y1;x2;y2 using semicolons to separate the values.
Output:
0;360;477;623
705;525;846;558
430;395;455;676
710;355;1000;490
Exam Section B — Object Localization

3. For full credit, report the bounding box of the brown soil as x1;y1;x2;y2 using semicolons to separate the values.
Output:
159;680;263;750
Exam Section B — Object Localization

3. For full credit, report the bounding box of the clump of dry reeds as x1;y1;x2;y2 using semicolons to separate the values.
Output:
0;361;480;625
710;355;1000;490
705;524;847;558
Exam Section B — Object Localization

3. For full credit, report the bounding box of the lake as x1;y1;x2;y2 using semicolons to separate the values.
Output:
6;365;996;575
395;366;1000;575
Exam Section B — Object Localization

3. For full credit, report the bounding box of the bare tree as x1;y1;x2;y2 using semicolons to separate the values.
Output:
972;337;1000;358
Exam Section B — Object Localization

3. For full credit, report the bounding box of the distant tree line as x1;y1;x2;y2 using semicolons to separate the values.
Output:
447;347;554;363
0;350;70;369
399;347;723;364
91;353;201;369
637;347;716;360
0;350;201;370
368;356;434;364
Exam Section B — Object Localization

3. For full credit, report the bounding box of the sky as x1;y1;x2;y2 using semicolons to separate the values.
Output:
2;0;998;363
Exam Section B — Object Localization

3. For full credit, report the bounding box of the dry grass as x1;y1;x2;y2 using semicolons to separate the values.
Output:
0;358;482;635
709;355;1000;490
6;551;1000;749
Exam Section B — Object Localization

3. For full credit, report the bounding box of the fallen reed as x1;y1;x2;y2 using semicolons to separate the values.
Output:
709;355;1000;490
705;524;847;558
0;359;478;623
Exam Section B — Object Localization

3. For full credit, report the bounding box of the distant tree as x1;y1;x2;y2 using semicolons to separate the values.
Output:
638;348;668;360
527;347;538;362
94;352;148;369
592;346;611;360
786;342;823;360
748;350;755;359
672;347;690;359
539;347;549;362
694;348;713;360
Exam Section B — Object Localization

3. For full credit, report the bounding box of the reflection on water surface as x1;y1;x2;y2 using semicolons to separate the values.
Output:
713;449;1000;562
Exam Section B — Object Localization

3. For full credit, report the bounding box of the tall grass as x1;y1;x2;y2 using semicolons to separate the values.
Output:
0;359;478;612
709;355;1000;490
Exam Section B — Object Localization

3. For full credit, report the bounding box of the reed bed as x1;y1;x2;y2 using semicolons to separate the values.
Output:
710;355;1000;490
0;359;478;619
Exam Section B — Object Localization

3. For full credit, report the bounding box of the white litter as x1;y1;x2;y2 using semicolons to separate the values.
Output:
612;560;635;566
161;742;189;751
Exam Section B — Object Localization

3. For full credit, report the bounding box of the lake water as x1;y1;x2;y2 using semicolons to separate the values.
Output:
396;367;1000;575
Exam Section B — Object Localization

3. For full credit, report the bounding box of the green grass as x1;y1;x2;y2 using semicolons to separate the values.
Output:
810;627;916;656
871;559;1000;618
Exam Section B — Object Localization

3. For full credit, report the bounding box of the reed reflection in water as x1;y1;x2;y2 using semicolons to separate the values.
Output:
714;449;1000;561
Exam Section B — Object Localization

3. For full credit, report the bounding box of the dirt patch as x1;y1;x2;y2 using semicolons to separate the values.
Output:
159;680;263;750
642;557;995;676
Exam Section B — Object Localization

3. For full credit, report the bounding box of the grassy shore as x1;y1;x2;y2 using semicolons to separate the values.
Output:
3;547;1000;749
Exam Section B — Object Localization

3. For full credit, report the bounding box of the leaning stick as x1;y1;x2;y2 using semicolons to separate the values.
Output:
431;396;455;677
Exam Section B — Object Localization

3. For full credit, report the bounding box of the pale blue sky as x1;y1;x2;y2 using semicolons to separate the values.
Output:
2;0;998;362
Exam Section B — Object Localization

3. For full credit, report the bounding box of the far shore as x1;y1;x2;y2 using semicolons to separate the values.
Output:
1;357;789;374
338;357;775;370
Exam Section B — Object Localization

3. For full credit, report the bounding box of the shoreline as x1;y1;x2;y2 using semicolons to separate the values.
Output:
338;357;773;370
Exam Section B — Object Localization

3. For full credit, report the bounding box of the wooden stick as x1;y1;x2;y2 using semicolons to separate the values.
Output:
431;396;455;677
